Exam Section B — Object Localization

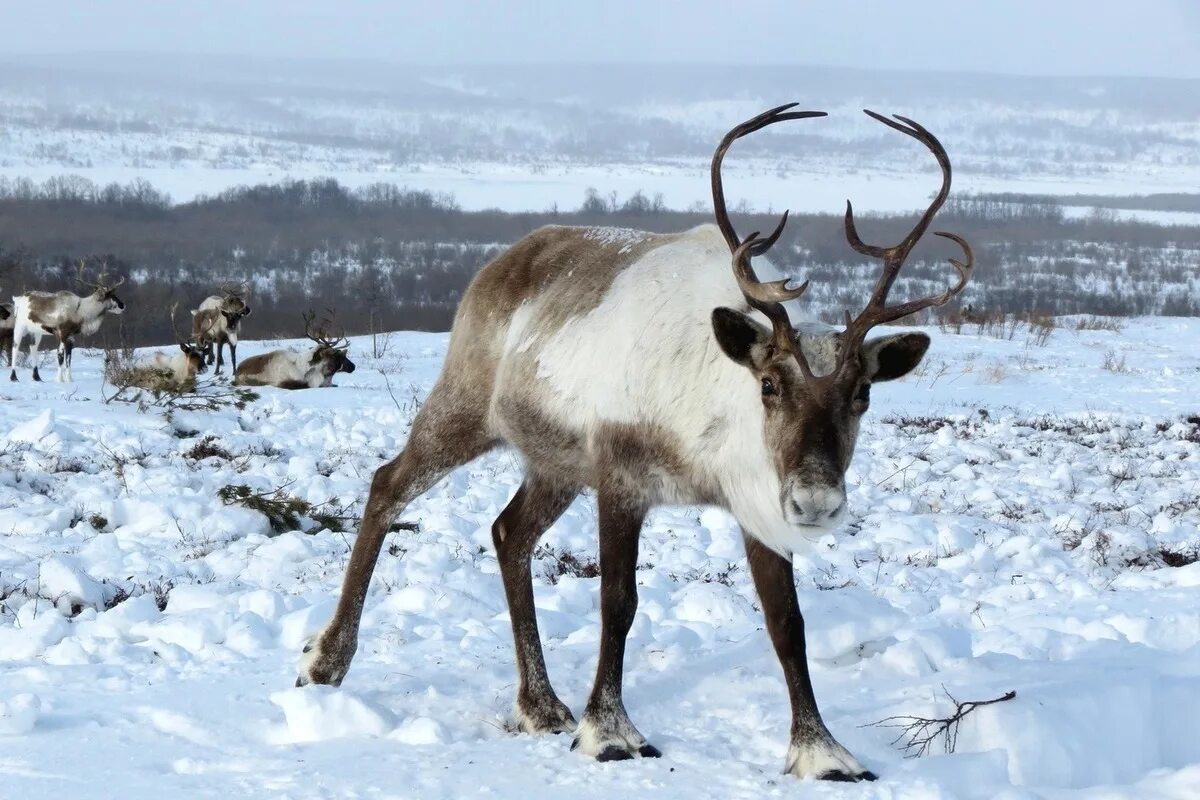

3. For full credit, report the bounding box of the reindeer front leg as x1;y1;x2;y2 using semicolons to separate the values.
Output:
744;536;876;782
228;338;238;373
29;333;42;382
572;494;660;761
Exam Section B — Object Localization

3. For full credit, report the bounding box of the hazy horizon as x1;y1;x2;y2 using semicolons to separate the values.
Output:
2;0;1198;80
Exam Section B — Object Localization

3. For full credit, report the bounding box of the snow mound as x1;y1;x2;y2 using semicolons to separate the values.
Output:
0;693;42;735
269;687;396;744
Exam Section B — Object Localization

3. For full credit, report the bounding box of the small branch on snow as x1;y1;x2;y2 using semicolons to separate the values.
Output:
864;687;1017;757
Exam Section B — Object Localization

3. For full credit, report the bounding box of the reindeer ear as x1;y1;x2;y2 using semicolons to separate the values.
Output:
864;332;930;382
180;343;188;352
712;307;772;369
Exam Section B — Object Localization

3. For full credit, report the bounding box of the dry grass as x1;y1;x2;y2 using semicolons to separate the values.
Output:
936;308;1056;347
1101;349;1131;373
1073;316;1126;332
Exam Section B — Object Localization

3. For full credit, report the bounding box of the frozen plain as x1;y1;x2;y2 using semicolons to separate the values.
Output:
0;317;1198;799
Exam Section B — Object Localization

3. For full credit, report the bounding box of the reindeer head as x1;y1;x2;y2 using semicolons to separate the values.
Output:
170;303;208;376
179;342;208;375
303;311;357;380
217;283;251;322
709;106;972;530
77;262;126;315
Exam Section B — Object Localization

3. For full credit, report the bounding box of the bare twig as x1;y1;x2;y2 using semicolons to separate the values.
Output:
864;687;1017;757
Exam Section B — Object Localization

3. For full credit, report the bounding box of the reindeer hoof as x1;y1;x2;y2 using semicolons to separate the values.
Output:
596;745;633;762
785;739;873;782
515;694;577;735
574;741;661;762
296;631;353;687
571;714;658;762
818;769;877;782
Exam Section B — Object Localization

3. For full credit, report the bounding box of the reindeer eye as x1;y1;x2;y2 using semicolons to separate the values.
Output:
852;383;870;412
761;377;777;397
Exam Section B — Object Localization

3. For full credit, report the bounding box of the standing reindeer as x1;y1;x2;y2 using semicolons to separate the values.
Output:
0;302;13;367
191;284;250;374
233;312;355;389
9;265;126;382
296;106;972;782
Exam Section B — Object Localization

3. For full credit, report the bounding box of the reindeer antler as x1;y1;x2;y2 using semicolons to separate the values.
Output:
711;104;826;375
169;302;191;344
76;259;126;293
302;309;349;350
218;281;249;299
839;111;974;354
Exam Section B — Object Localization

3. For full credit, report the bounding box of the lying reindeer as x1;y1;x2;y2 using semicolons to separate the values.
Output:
126;305;209;391
191;284;250;374
142;343;208;387
234;313;355;389
9;264;126;382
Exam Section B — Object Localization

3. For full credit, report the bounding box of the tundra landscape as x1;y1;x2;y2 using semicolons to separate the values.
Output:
1;11;1199;799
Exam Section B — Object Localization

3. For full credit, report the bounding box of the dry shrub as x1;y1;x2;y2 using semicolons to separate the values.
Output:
1073;316;1125;332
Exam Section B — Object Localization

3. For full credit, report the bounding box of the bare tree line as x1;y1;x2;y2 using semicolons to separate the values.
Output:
0;177;1197;348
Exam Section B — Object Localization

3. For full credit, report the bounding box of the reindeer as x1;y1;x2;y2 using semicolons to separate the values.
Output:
9;264;126;382
295;106;972;782
0;302;13;367
191;283;250;374
233;312;355;389
134;304;208;390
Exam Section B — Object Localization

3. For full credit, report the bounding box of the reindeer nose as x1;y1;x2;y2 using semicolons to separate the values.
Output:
787;484;846;526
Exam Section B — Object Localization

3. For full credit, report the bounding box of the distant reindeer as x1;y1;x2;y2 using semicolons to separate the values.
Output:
191;284;250;374
9;264;126;382
234;312;355;389
295;106;972;782
134;305;208;390
0;302;13;367
137;343;208;390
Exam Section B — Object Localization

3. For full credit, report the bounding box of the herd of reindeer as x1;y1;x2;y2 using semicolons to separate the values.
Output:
5;105;988;782
0;274;356;390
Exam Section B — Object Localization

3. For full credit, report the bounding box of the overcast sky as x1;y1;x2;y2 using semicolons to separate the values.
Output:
4;0;1199;79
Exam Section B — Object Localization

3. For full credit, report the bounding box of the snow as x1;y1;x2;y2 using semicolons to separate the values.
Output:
0;319;1198;798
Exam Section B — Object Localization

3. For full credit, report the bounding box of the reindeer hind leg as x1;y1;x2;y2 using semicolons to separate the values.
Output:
493;473;580;734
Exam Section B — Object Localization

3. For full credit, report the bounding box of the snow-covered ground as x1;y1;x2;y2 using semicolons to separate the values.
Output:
1;318;1199;799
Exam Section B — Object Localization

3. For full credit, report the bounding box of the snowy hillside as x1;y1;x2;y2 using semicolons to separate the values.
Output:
1;318;1198;798
1;56;1199;211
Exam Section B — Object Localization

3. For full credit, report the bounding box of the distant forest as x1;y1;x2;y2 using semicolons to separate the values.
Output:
0;175;1197;348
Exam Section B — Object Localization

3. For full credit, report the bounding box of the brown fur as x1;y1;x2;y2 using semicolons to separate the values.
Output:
231;352;271;382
